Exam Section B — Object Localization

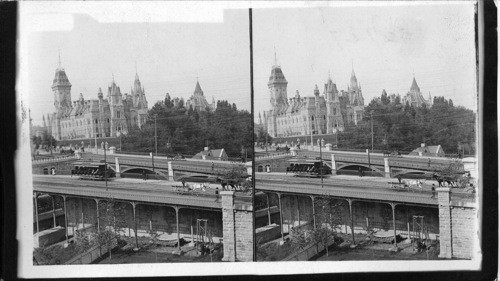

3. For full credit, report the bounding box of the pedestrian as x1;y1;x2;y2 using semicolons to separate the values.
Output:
431;184;436;198
358;167;363;177
214;187;220;202
427;158;431;168
142;170;147;181
397;175;402;184
211;162;214;171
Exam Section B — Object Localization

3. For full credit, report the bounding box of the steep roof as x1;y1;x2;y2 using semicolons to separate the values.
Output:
52;69;72;88
194;81;204;96
192;148;227;160
410;77;420;92
268;66;288;85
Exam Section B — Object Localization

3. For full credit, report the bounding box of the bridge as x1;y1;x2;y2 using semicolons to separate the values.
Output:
32;175;253;262
32;152;251;184
255;172;476;259
255;148;467;178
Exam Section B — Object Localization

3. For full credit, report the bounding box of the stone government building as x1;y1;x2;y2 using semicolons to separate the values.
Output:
44;66;149;141
261;60;433;139
262;62;365;138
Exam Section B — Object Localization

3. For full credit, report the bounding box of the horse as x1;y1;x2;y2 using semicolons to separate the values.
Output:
402;179;424;192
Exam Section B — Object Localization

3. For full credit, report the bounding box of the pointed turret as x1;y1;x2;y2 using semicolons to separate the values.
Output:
194;81;204;96
349;68;358;91
314;84;320;96
410;76;420;93
97;88;103;100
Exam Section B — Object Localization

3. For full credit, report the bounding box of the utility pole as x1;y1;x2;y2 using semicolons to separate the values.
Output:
151;152;155;175
265;133;268;156
154;114;158;156
104;142;108;190
320;138;324;188
371;111;374;152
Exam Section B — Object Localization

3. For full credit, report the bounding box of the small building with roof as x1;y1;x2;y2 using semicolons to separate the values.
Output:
409;143;445;157
192;147;228;161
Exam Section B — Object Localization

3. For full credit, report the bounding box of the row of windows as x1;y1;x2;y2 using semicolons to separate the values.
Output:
63;118;111;129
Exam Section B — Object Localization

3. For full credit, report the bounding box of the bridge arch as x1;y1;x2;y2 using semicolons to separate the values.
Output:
336;163;384;177
120;167;168;179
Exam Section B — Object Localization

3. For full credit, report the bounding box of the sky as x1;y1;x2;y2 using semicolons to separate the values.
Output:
20;2;251;126
20;2;478;127
253;2;477;122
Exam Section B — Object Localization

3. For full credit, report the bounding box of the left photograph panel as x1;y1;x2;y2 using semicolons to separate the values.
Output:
19;2;253;270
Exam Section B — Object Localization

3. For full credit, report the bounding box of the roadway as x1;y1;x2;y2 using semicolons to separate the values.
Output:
33;175;251;210
295;149;455;170
255;173;475;207
81;153;248;175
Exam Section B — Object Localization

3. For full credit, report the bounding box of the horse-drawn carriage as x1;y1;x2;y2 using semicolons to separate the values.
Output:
388;179;425;192
174;182;210;196
383;150;402;157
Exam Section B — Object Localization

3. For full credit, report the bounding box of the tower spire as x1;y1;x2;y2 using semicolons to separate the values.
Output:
274;45;277;67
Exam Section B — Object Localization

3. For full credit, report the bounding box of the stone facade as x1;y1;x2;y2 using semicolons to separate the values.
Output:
221;191;253;262
437;187;477;259
45;67;148;141
263;63;365;138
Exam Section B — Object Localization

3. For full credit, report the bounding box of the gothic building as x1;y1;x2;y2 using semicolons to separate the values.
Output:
402;76;432;107
262;62;365;138
185;80;216;112
45;66;148;141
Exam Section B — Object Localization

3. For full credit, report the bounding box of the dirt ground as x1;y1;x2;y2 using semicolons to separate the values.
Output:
96;237;223;264
313;233;440;261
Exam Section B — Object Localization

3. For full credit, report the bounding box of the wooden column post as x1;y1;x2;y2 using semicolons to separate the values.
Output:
391;203;398;249
94;199;100;232
277;193;284;240
63;195;68;243
132;202;139;249
175;206;181;251
310;196;316;230
34;192;39;234
51;195;57;228
296;195;301;226
348;199;355;245
81;198;84;229
266;193;271;226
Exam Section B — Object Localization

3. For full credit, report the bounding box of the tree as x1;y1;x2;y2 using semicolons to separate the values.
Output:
314;197;344;256
74;198;128;259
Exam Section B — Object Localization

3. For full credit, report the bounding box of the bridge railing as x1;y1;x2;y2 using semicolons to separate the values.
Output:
255;152;292;160
32;155;78;165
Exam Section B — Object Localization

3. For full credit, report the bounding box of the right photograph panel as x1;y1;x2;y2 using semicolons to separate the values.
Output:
253;3;479;264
